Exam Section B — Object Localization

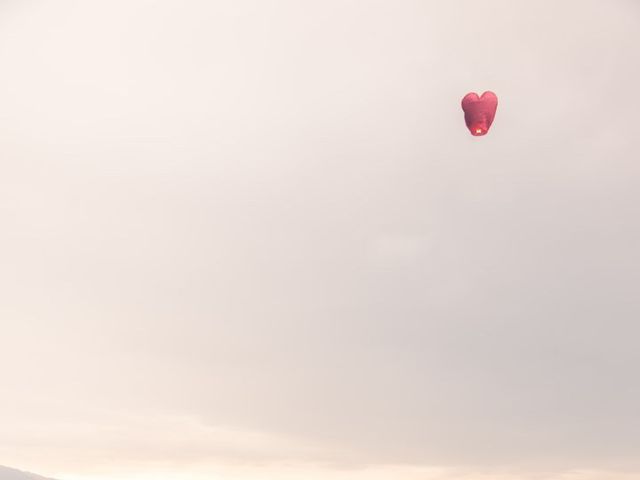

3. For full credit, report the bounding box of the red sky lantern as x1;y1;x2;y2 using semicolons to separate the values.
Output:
461;91;498;136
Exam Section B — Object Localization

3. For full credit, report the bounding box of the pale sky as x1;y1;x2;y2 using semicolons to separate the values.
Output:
1;1;639;480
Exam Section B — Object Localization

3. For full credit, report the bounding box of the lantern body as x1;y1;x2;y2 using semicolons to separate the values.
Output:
461;91;498;136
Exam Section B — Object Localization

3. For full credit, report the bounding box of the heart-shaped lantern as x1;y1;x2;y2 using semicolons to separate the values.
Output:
461;91;498;136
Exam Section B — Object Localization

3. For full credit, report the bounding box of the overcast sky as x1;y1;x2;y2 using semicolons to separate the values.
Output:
1;1;639;479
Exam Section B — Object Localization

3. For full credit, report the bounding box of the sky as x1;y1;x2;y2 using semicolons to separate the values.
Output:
1;1;639;479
